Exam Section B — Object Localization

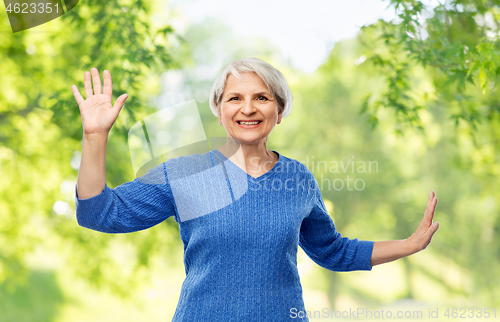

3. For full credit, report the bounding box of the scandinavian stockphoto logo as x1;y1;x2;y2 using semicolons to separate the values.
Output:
128;99;248;223
4;0;79;33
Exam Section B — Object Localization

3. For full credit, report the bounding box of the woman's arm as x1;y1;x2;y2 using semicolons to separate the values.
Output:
72;68;178;233
72;67;128;199
77;132;108;199
371;190;439;267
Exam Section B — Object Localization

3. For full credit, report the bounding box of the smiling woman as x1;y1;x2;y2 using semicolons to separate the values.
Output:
73;58;439;322
209;58;293;178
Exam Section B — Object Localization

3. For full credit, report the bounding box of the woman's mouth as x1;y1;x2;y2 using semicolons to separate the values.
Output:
237;120;262;128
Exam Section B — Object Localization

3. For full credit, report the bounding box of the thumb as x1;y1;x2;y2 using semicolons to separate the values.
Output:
113;94;129;113
427;222;439;237
420;222;439;250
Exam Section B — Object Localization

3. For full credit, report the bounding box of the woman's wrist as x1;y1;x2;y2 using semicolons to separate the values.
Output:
403;237;420;256
83;131;109;141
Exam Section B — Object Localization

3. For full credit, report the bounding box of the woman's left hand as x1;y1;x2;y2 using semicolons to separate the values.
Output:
405;190;439;253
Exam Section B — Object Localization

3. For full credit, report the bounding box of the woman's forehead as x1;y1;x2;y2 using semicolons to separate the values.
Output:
224;72;269;93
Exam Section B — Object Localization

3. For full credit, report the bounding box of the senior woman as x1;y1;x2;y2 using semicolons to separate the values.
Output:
72;58;439;321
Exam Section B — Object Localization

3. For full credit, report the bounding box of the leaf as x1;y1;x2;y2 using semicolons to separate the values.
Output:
479;67;487;94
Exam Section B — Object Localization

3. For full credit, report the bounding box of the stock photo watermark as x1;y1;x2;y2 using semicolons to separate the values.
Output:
299;155;379;192
242;156;379;192
4;0;79;33
290;307;498;320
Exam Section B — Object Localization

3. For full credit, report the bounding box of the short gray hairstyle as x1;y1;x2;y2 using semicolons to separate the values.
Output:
209;57;293;119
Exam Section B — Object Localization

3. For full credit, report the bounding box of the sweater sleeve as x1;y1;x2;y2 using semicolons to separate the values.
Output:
74;162;178;233
299;181;374;272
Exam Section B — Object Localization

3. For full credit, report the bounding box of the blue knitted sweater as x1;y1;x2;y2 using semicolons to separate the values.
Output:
74;149;374;321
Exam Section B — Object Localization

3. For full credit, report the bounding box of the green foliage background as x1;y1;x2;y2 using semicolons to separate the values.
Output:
0;0;499;320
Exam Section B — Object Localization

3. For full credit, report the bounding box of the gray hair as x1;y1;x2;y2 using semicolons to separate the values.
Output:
209;57;293;119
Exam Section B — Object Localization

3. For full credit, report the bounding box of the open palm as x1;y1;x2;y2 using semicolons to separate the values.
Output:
407;190;439;252
72;68;128;135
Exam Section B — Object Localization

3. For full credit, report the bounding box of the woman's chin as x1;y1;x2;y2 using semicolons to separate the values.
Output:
230;135;266;145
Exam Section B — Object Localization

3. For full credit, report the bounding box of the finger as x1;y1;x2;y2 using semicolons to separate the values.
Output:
422;196;438;226
103;70;113;97
91;67;102;95
113;94;129;113
84;71;93;99
430;197;438;221
425;190;434;210
419;222;439;251
72;85;85;106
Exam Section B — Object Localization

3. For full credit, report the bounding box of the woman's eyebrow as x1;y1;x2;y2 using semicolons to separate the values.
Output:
225;91;271;98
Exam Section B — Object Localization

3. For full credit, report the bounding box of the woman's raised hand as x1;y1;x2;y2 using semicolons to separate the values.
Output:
72;68;129;136
406;190;439;252
371;191;440;266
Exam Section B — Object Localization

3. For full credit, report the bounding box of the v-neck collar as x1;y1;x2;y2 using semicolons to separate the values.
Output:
211;149;282;181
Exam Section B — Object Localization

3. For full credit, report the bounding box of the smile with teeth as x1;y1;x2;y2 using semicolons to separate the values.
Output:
238;121;261;125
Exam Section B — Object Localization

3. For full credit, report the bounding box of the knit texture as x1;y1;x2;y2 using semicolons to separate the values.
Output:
74;149;374;321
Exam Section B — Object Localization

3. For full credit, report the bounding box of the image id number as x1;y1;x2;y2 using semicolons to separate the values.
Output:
6;3;60;14
444;308;497;319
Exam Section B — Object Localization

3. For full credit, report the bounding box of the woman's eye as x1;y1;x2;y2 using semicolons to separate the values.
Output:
229;96;268;101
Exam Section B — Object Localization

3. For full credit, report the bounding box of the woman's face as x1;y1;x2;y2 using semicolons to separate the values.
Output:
218;71;282;145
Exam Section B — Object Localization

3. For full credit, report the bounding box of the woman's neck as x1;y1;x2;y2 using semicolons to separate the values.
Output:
217;140;277;176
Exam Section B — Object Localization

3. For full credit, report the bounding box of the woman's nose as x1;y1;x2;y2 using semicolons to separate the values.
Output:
241;99;257;115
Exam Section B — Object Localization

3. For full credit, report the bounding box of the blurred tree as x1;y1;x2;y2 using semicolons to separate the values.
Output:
360;0;500;140
0;0;184;298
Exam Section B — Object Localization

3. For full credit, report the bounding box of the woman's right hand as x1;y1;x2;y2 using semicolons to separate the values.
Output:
72;67;129;136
